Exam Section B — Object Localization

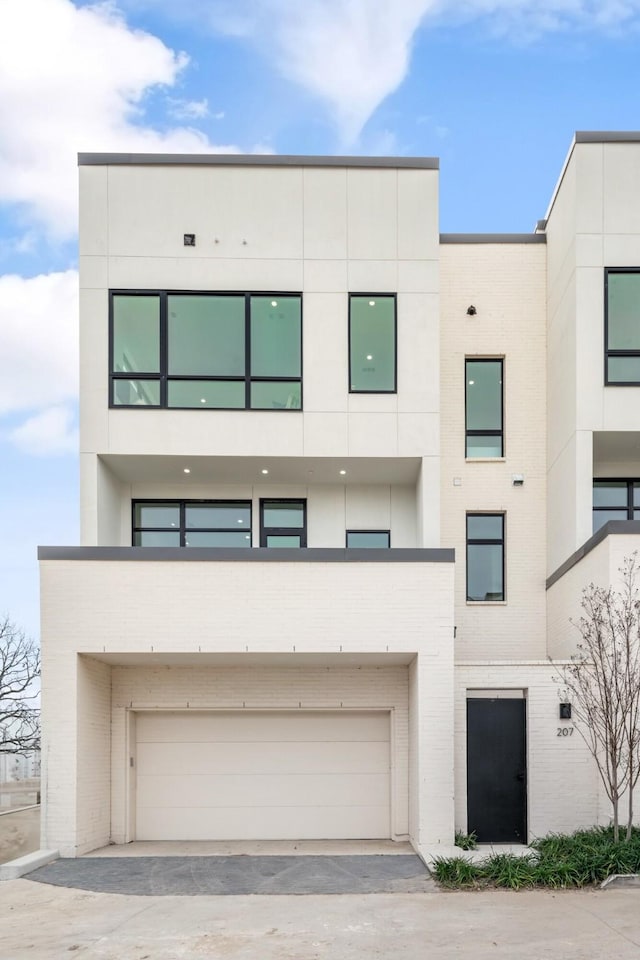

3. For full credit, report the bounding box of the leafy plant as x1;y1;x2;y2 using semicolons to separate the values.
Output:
481;853;538;890
454;829;478;851
433;826;640;890
431;856;481;888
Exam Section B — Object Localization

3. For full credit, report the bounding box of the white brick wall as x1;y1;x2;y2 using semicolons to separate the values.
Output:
455;663;605;839
440;243;548;661
40;555;455;854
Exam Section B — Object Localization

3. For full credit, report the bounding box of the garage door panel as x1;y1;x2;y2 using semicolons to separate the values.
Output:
136;711;388;744
137;772;389;808
137;739;389;776
137;804;389;841
135;711;390;841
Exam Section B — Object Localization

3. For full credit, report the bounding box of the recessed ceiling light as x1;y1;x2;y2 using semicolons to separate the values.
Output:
468;380;474;385
339;469;347;475
366;354;373;360
368;300;376;306
200;398;206;403
237;519;243;524
183;468;191;474
261;468;269;475
271;300;278;307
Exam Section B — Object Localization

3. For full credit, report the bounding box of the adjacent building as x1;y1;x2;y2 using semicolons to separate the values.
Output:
38;132;640;857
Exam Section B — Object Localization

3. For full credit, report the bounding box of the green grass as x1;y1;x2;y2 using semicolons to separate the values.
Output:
431;826;640;890
454;829;478;851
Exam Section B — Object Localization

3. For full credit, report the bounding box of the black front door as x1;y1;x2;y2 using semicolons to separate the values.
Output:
466;697;527;843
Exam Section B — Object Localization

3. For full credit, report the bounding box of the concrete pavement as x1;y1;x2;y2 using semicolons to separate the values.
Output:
27;853;433;895
2;878;640;960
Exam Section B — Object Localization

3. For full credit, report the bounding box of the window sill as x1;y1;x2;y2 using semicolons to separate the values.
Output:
465;457;506;463
466;600;507;606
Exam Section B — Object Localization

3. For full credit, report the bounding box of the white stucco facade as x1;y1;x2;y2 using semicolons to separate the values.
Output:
39;135;640;857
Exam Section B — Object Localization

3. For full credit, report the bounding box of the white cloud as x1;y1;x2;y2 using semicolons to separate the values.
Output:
8;405;78;456
0;0;241;237
0;270;78;416
165;0;640;142
167;97;210;120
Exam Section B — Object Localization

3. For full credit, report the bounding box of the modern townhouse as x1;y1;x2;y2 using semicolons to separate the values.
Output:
38;132;640;857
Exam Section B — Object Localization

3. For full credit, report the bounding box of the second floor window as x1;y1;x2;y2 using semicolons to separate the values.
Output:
605;270;640;385
111;291;302;410
593;479;640;532
465;359;503;458
466;513;505;601
346;530;390;548
133;500;252;547
260;499;307;547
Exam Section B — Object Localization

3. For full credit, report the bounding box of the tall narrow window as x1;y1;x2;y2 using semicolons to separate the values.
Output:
111;295;161;406
466;514;505;601
260;499;307;547
349;295;396;392
133;500;252;547
605;270;640;384
465;359;503;457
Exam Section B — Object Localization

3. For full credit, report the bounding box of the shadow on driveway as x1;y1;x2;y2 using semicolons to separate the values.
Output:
27;854;435;895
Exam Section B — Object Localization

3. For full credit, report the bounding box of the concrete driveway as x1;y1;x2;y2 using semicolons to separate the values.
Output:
2;877;640;960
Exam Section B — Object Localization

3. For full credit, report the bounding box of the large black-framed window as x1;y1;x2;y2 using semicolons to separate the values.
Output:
593;479;640;532
349;294;397;393
133;500;252;547
260;499;307;547
466;514;505;602
110;291;302;409
605;269;640;385
346;530;390;548
465;359;503;458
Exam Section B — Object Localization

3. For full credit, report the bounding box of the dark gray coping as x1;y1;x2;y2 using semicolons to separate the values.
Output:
78;152;439;170
546;520;640;589
575;131;640;144
536;219;547;232
38;546;454;563
440;233;546;244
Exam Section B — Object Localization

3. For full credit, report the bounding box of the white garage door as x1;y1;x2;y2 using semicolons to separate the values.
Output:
135;711;390;840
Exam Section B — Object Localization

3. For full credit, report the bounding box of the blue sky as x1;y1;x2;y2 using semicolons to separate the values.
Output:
2;0;640;637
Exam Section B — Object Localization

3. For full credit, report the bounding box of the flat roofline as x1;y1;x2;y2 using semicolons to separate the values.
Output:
545;132;640;225
575;131;640;143
78;152;439;170
546;520;640;589
38;546;454;563
440;233;545;244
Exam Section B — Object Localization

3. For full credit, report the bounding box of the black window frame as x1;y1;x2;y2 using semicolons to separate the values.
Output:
605;268;640;386
346;530;391;548
132;499;252;547
465;358;504;458
348;293;397;394
593;478;640;532
260;498;307;548
466;513;505;602
109;290;303;410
